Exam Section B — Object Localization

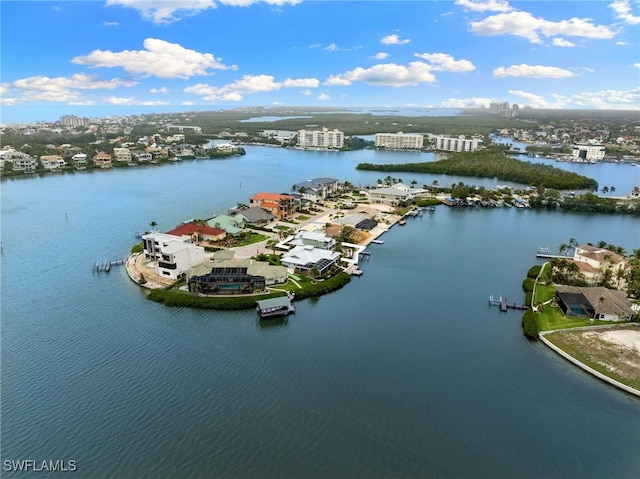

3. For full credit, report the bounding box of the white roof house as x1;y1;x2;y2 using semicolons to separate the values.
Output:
281;245;340;275
156;241;205;280
288;231;337;250
367;182;426;205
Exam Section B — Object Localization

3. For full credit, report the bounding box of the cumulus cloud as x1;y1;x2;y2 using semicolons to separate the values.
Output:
6;73;138;104
373;52;389;60
454;0;513;12
610;0;640;25
325;62;436;87
381;34;410;45
150;87;168;93
105;96;170;106
71;38;236;79
439;97;495;108
493;64;576;78
106;0;301;24
414;53;475;72
552;38;576;47
300;89;313;95
184;74;319;101
509;87;640;109
469;11;616;43
324;43;342;51
633;63;640;68
317;93;330;101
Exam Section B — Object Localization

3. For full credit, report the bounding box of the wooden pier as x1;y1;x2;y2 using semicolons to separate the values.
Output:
489;295;527;312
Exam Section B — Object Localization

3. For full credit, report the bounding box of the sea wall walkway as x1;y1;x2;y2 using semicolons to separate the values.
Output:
539;329;640;398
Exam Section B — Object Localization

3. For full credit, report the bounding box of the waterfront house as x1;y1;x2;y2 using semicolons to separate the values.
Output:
250;192;296;220
293;177;340;203
165;223;227;243
240;206;275;225
555;285;634;321
287;231;337;250
141;232;205;280
187;259;287;295
71;153;88;168
367;182;426;206
113;147;132;163
40;155;66;170
573;245;628;286
92;152;112;168
280;245;340;276
206;214;247;235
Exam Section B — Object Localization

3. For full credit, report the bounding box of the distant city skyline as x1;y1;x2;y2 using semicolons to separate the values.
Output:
1;0;639;123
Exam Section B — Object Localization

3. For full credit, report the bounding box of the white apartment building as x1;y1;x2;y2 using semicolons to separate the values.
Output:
296;128;344;149
433;135;480;152
572;142;605;162
40;155;66;170
113;147;132;163
166;125;202;134
375;132;424;149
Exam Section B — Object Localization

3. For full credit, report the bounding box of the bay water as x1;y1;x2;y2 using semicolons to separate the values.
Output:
1;146;639;478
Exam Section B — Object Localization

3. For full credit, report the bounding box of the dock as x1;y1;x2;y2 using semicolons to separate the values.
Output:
371;239;384;245
93;258;126;273
536;247;573;259
489;295;527;312
256;294;295;318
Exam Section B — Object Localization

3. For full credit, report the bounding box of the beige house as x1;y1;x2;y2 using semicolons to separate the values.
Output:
573;245;628;286
92;152;112;168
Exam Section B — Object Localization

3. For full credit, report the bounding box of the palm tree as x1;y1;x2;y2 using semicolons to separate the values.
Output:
601;186;610;194
149;220;158;231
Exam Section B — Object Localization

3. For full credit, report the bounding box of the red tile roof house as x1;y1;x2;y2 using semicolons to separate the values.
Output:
249;192;296;220
166;223;226;244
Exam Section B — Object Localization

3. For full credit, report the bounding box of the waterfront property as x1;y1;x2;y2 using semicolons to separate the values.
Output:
555;285;634;321
296;127;344;149
292;177;340;203
250;192;296;220
165;222;227;243
572;244;628;285
141;232;205;280
280;245;341;276
187;260;287;295
256;295;295;318
367;182;427;206
374;132;424;149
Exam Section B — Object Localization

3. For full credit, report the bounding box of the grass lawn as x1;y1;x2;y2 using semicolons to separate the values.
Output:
535;304;610;331
296;215;311;221
533;282;556;305
231;233;269;247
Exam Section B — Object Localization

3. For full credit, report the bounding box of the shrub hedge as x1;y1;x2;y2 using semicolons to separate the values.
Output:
527;265;542;278
521;308;539;339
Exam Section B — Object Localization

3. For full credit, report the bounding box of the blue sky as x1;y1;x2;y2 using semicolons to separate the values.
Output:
1;0;639;123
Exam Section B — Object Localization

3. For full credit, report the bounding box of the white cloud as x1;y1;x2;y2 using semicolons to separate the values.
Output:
317;93;330;101
469;11;616;43
381;34;410;45
373;52;389;60
414;53;475;72
13;73;137;92
150;87;168;94
610;0;640;25
106;0;301;25
103;21;119;26
325;62;436;87
509;87;640;109
72;38;236;79
105;96;170;106
182;101;196;106
439;97;495;108
184;74;318;101
324;43;341;51
300;89;313;95
1;97;18;105
633;63;640;68
552;38;576;47
616;40;630;45
455;0;513;12
0;85;9;95
493;64;576;78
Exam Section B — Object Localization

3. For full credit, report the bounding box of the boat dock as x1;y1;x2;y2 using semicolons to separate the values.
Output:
489;295;528;312
371;239;384;245
93;258;126;273
256;294;295;318
536;247;573;259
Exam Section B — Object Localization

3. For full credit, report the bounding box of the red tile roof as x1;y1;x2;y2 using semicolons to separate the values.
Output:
251;192;294;201
166;223;225;237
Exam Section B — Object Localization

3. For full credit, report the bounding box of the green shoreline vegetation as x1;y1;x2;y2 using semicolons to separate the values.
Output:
357;151;599;191
146;272;352;310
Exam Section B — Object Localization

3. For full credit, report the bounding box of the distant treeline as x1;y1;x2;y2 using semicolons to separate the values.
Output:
356;151;599;190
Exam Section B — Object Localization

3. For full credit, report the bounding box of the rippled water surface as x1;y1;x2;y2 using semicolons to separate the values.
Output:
2;147;639;478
